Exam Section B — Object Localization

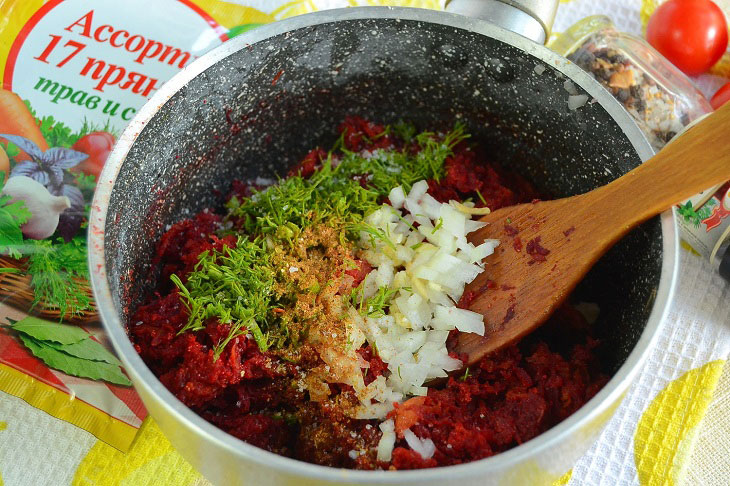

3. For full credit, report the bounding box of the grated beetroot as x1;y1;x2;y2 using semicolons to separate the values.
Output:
427;146;539;210
338;116;395;152
526;236;551;263
388;338;607;469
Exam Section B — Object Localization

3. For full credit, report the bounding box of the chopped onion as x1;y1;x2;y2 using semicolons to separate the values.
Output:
465;219;487;233
404;429;436;460
568;94;589;110
440;203;466;237
360;271;380;299
348;181;499;427
374;262;395;287
468;239;500;263
408;180;429;200
419;193;443;220
377;419;396;461
450;200;492;215
563;79;579;96
388;186;406;209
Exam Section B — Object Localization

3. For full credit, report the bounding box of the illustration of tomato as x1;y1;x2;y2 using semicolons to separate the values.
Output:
646;0;728;76
71;131;116;179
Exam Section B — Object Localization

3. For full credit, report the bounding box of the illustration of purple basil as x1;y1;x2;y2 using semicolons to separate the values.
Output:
1;134;88;241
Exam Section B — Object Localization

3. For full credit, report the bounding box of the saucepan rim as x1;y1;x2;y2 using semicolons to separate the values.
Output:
88;7;677;483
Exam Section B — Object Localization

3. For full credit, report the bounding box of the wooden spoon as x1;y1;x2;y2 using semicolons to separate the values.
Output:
454;102;730;367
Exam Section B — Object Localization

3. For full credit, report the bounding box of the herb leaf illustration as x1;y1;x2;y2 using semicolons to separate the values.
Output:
46;338;123;367
0;209;24;258
5;316;131;386
0;134;44;161
7;316;89;344
18;334;131;386
697;206;713;221
0;172;32;258
3;134;86;187
12;160;59;187
43;147;88;169
678;201;701;227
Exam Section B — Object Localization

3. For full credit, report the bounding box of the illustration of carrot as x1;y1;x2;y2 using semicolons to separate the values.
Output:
0;89;48;160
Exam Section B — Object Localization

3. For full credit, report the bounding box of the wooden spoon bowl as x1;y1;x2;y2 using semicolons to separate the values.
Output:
454;103;730;366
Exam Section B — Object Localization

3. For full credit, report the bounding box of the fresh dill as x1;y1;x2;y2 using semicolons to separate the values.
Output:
350;285;365;314
461;367;470;381
351;285;400;318
336;123;468;196
350;221;396;250
170;235;277;359
343;257;359;270
475;189;487;205
225;123;467;244
178;122;470;357
389;121;417;143
393;210;417;232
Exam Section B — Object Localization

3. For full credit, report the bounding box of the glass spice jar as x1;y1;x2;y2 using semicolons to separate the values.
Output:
551;15;712;151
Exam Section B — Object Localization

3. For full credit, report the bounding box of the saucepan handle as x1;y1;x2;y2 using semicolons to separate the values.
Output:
445;0;559;45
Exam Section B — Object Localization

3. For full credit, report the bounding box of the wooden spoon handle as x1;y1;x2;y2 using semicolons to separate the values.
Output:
594;101;730;228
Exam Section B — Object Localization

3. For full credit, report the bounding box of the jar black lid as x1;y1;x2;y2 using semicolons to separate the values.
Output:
720;244;730;282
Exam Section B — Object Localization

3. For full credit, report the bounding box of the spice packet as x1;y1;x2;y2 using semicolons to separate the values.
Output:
0;0;444;451
664;113;730;280
677;182;730;278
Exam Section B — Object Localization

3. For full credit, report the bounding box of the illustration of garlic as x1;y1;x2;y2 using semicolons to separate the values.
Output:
1;176;70;239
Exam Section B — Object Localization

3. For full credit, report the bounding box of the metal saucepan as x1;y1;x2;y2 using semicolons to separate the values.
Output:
88;5;676;486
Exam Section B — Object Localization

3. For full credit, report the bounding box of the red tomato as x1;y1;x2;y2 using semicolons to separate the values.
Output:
711;82;730;109
71;131;115;179
646;0;728;76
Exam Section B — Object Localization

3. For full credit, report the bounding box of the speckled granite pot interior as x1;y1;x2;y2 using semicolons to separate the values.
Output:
89;8;676;486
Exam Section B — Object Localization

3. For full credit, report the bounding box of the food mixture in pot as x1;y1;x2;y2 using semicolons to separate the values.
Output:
131;117;608;470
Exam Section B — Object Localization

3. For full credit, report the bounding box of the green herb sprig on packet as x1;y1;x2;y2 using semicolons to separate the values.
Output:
3;316;131;386
0;172;32;259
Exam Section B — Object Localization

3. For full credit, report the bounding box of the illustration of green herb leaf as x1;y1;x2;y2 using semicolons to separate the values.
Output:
7;316;88;344
2;140;20;158
697;206;713;221
677;201;703;228
3;316;131;386
24;100;119;149
46;338;122;367
0;210;24;257
0;173;32;259
18;334;131;386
